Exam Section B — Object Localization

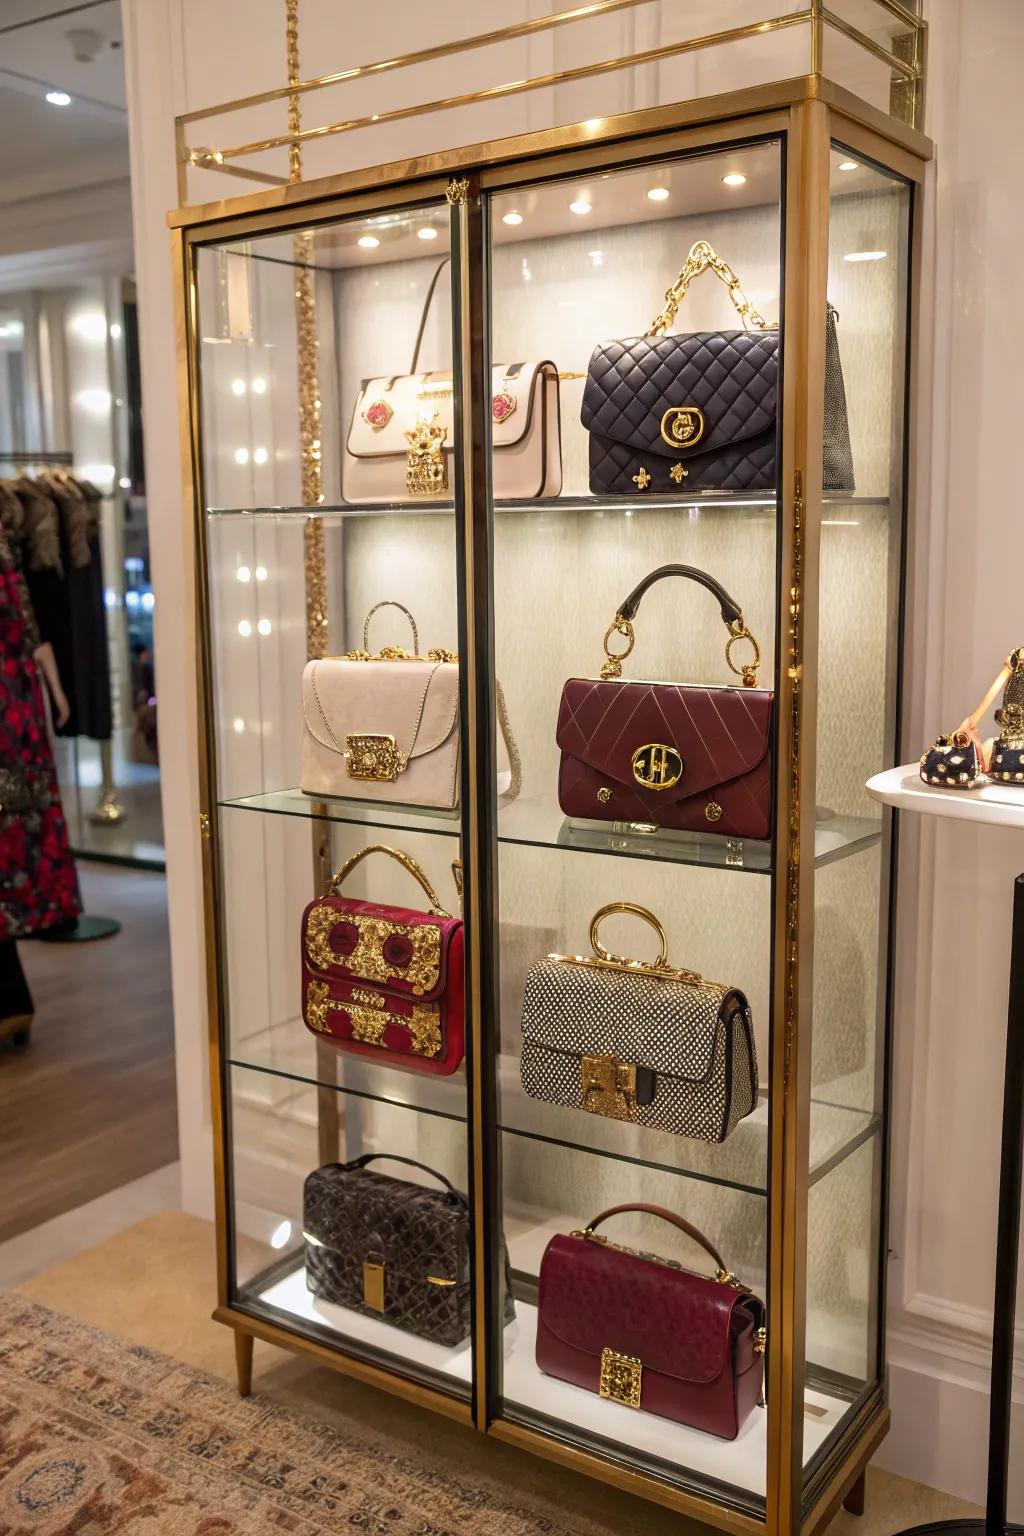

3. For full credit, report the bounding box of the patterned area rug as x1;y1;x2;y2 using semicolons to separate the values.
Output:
0;1293;593;1535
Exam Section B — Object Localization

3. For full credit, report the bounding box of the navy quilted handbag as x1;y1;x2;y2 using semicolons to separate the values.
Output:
580;240;853;496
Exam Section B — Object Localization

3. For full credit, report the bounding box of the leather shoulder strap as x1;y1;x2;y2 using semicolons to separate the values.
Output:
618;564;743;627
410;258;451;374
587;1202;728;1275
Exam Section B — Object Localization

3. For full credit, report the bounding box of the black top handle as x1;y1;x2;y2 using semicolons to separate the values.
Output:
600;563;762;689
341;1152;465;1201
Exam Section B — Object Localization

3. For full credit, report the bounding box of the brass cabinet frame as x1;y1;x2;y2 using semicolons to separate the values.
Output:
172;75;931;1536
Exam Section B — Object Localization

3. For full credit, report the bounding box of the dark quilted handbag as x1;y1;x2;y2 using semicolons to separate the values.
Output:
580;239;853;496
303;1154;515;1347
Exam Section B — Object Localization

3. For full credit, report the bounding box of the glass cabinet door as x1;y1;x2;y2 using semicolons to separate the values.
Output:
802;148;912;1500
483;138;785;1509
194;198;475;1402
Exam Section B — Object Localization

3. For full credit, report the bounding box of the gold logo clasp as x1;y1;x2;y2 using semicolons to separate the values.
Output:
660;405;705;449
582;1053;638;1121
631;743;683;790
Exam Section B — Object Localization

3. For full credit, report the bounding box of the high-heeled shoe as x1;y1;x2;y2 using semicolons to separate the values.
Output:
919;649;1024;790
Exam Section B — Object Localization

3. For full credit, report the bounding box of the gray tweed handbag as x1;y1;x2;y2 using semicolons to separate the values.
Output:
519;902;758;1143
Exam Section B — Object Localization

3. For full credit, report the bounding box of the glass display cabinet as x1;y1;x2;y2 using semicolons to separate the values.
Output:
173;58;930;1536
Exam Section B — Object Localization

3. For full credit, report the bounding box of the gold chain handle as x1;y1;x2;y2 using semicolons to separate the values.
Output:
647;239;771;338
330;843;458;917
363;600;419;655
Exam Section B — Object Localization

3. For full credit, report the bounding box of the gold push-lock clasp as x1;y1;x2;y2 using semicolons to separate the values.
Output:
345;733;407;782
582;1052;638;1121
363;1260;385;1312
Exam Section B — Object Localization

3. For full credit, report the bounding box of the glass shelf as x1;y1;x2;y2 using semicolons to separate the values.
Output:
206;493;891;520
219;787;880;872
228;1014;878;1199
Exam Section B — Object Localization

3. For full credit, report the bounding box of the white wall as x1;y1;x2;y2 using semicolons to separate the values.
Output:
121;0;1024;1505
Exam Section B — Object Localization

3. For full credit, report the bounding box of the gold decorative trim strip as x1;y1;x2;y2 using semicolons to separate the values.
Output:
305;978;443;1057
820;6;919;80
783;468;804;1095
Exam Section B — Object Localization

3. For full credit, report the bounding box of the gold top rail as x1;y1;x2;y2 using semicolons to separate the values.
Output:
176;0;927;194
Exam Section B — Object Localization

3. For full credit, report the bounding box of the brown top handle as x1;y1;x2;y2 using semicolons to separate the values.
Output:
329;843;461;918
586;1202;732;1280
600;562;762;689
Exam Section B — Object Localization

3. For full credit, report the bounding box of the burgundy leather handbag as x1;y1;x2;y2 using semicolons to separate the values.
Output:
557;564;773;840
536;1204;766;1440
300;844;464;1074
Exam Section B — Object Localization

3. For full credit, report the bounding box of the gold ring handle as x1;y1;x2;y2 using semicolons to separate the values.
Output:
600;616;635;680
725;623;761;688
330;843;454;917
589;902;668;969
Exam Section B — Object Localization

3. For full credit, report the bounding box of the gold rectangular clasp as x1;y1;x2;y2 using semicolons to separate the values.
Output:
599;1346;643;1407
345;733;407;782
581;1052;637;1121
362;1259;385;1312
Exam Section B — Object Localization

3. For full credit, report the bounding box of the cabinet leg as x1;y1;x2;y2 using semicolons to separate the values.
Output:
234;1329;254;1397
842;1470;866;1517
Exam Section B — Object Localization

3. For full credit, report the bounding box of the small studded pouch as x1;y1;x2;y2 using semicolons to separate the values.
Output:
920;650;1024;790
519;901;758;1142
556;564;773;840
536;1204;765;1439
301;601;520;810
304;1155;515;1346
580;238;853;496
919;729;986;790
301;844;465;1074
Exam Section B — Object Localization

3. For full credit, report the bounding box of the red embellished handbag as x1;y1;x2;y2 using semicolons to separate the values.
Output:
536;1204;766;1440
556;564;773;840
300;844;464;1075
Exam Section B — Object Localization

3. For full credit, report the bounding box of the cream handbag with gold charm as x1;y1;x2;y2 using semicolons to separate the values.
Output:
343;260;562;505
301;601;521;810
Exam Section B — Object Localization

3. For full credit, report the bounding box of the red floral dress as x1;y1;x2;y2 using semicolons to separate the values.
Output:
0;526;80;938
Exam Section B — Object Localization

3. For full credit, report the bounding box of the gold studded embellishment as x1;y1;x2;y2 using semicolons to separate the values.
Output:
492;390;516;424
304;979;443;1058
405;414;448;496
345;733;407;783
705;800;723;823
362;399;393;430
632;467;651;491
599;1347;643;1407
597;787;612;804
304;905;443;996
669;462;687;484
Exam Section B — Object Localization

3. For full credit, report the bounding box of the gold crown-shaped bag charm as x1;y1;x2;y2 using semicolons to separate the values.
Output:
405;413;448;496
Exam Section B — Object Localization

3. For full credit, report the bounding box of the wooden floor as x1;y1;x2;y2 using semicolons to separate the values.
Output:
0;865;177;1243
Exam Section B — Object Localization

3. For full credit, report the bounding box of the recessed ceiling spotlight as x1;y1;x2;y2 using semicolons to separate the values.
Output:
251;376;267;394
838;160;859;172
722;173;747;187
231;377;246;396
647;186;670;202
569;199;592;216
109;322;122;339
502;211;523;226
237;619;252;637
45;90;71;107
417;226;439;241
357;234;380;249
253;446;268;465
844;249;887;262
233;447;249;464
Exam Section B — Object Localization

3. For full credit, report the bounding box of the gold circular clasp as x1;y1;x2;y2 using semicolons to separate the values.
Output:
725;622;761;688
601;615;635;679
589;901;668;970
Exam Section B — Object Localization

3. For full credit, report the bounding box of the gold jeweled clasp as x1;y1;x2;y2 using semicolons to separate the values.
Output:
581;1053;638;1121
405;413;448;496
599;1346;643;1407
345;733;407;782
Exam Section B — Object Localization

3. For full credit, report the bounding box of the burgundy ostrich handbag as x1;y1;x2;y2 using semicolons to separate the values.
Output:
301;843;464;1074
556;564;773;840
536;1203;766;1439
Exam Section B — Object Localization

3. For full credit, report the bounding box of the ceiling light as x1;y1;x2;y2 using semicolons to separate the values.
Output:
77;388;111;415
502;211;523;226
237;619;252;637
253;446;268;465
417;226;439;241
232;717;245;734
71;310;107;342
589;250;604;267
45;90;71;107
109;322;122;339
838;160;858;172
233;447;249;464
257;618;272;636
569;199;591;215
844;250;887;262
118;476;131;489
231;377;246;395
141;591;155;611
251;376;267;394
236;566;251;582
722;173;747;187
255;565;267;581
647;186;670;202
357;234;380;249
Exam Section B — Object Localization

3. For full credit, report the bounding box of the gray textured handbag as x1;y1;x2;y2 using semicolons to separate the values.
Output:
519;902;758;1143
580;239;854;496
